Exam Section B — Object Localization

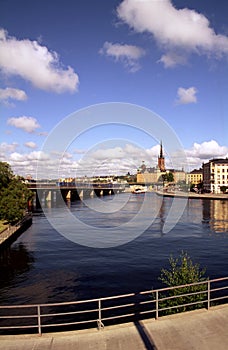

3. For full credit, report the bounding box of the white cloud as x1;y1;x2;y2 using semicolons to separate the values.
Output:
0;28;79;93
1;140;228;179
185;140;228;168
74;144;161;177
0;142;18;153
117;0;228;67
176;87;198;105
7;116;41;133
186;140;228;159
9;152;28;163
27;151;50;161
100;41;145;72
0;87;27;103
24;141;37;149
159;52;187;68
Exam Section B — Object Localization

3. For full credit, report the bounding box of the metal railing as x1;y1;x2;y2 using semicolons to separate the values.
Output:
0;214;32;246
0;277;227;335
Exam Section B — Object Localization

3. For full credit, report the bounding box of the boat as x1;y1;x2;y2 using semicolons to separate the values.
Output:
131;185;148;194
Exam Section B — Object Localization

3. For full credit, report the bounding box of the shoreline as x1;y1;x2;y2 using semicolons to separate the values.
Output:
154;190;228;200
0;214;32;248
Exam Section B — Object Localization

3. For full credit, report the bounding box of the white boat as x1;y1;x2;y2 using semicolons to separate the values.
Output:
131;186;148;194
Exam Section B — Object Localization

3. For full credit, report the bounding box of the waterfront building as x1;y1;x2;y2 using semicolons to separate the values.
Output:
137;166;163;183
137;142;165;183
171;169;186;183
202;158;228;193
136;142;186;184
186;168;203;185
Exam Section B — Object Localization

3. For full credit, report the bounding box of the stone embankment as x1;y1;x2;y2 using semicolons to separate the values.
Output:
0;214;32;247
155;190;228;200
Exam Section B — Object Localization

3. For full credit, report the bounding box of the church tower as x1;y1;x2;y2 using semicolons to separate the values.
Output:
158;141;165;171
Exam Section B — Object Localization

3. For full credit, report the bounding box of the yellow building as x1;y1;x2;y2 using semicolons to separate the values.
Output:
137;169;164;184
186;169;203;185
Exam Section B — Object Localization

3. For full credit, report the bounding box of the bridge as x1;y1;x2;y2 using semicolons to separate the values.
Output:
27;182;126;207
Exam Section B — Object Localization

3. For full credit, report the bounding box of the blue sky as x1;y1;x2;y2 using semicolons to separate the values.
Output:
0;0;228;178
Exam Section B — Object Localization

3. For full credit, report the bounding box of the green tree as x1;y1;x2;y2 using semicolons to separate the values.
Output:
166;172;174;182
220;186;227;194
0;162;33;224
161;172;174;183
158;251;208;315
0;162;13;189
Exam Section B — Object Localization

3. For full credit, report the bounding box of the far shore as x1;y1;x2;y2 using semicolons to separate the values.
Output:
154;190;228;200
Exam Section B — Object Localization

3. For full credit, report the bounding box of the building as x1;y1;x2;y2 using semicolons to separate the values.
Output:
137;167;163;183
137;142;166;183
186;168;203;185
202;158;228;193
172;170;186;183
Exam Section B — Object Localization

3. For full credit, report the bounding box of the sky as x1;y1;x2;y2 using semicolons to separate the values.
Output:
0;0;228;179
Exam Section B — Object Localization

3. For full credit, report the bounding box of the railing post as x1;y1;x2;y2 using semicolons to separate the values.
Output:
207;280;211;310
155;290;159;319
97;299;104;330
37;305;42;336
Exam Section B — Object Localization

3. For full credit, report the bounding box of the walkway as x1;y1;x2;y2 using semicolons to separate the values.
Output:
155;190;228;200
0;305;227;350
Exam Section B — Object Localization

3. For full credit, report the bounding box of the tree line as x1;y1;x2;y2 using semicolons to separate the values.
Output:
0;162;33;224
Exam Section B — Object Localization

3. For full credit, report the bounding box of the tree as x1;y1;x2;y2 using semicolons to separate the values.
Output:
158;251;208;315
166;172;174;183
220;186;228;194
0;162;13;189
0;162;33;224
161;172;174;183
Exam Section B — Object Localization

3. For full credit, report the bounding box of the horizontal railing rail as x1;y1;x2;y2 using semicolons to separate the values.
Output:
0;277;227;335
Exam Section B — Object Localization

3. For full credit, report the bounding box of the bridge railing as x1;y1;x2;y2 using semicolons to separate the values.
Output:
27;182;126;189
0;277;227;335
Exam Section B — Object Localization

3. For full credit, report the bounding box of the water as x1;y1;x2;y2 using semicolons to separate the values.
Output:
0;193;227;305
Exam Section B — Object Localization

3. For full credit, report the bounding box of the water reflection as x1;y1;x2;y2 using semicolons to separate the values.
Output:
0;243;34;288
0;195;227;306
203;200;228;233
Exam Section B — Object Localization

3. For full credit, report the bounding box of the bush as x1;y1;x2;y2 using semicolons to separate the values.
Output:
158;251;208;315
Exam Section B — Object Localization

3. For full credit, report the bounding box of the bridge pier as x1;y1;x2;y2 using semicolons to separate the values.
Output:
66;190;71;200
46;190;52;201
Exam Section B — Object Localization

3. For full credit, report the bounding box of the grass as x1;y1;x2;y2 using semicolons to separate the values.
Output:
0;220;8;233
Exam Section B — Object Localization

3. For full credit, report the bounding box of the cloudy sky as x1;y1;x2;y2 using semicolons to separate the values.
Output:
0;0;228;178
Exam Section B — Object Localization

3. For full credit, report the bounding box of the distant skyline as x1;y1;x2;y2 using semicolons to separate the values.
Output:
0;0;228;178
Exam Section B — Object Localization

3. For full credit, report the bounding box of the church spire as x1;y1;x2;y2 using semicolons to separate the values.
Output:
160;141;164;158
158;141;165;171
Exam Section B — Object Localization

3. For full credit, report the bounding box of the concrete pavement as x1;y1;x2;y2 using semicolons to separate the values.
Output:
0;305;227;350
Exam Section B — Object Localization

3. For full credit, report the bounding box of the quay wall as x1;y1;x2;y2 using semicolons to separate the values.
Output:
155;190;228;200
0;214;32;248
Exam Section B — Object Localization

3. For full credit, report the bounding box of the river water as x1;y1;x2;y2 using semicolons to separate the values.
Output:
0;193;227;305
